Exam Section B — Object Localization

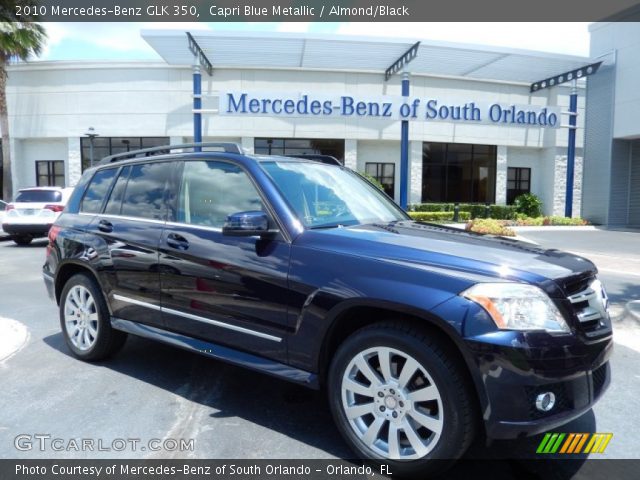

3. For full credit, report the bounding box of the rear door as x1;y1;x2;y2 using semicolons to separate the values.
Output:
88;161;175;328
158;159;290;362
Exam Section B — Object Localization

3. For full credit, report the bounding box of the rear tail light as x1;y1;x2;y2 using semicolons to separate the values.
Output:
46;226;62;258
44;204;65;213
5;204;14;211
48;225;61;243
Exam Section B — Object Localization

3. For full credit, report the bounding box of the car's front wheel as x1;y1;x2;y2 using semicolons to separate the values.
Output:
60;273;127;361
328;323;476;476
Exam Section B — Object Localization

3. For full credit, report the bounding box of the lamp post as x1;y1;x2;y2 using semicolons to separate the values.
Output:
384;41;420;210
84;127;99;167
529;61;602;217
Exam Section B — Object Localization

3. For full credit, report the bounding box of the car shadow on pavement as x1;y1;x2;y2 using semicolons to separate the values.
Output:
3;239;48;248
42;332;593;477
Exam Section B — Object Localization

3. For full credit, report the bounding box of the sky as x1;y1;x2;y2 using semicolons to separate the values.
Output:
39;22;592;61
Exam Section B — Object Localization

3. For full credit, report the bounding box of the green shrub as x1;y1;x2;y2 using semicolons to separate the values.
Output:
358;171;385;191
513;193;543;218
515;216;544;226
409;203;516;219
488;205;517;220
465;219;516;237
408;211;470;222
505;216;588;226
544;216;588;226
410;203;450;212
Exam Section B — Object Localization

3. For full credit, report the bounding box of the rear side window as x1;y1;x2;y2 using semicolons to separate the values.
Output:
80;168;117;214
15;190;62;203
119;163;172;220
104;166;131;215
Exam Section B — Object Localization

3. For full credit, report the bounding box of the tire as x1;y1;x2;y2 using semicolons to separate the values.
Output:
328;322;476;477
59;273;127;361
12;235;33;245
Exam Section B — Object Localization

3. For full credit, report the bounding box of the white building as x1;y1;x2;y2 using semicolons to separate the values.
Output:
4;32;590;216
584;18;640;227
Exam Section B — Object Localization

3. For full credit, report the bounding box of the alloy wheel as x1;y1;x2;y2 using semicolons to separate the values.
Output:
64;285;99;351
341;346;444;460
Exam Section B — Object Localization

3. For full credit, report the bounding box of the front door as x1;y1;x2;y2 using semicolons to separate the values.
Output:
158;160;290;362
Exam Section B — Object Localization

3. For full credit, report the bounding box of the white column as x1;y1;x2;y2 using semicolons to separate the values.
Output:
344;139;357;170
573;155;583;218
495;145;508;205
241;137;254;154
66;137;82;187
409;141;422;205
552;153;583;217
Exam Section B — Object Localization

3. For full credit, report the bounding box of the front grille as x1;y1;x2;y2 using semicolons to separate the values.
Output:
563;275;596;297
525;383;572;419
592;363;608;398
566;277;610;333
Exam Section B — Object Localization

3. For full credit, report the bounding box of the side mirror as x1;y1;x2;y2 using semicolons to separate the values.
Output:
222;211;278;238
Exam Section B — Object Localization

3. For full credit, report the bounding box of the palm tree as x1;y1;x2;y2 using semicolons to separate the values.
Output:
1;5;47;199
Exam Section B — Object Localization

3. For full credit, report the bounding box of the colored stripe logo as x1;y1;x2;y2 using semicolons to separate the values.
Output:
536;433;613;454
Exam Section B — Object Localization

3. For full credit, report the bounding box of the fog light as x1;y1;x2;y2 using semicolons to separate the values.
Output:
535;392;556;412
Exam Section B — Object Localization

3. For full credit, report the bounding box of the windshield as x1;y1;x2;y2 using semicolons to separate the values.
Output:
261;161;407;228
15;190;62;203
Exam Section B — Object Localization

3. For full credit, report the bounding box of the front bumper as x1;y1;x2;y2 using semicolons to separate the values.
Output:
465;330;613;439
2;223;52;236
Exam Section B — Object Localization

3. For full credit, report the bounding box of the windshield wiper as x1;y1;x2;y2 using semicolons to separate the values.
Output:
309;223;347;230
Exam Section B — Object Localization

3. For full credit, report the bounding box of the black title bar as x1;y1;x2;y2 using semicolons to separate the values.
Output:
7;0;640;22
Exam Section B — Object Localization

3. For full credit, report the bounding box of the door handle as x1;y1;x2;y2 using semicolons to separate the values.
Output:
97;219;113;233
166;233;189;251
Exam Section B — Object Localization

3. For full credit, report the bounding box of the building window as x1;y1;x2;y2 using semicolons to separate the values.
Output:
36;161;65;187
254;138;344;163
421;142;496;203
365;163;395;198
507;167;531;204
80;137;169;171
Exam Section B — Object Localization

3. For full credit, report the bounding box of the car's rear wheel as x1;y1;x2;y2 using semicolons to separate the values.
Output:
12;235;33;246
328;323;476;476
60;273;127;361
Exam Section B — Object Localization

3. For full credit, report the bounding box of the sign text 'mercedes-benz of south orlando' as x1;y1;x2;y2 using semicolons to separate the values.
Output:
219;92;560;128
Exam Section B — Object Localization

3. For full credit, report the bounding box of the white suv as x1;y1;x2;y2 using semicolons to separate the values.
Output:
2;187;73;245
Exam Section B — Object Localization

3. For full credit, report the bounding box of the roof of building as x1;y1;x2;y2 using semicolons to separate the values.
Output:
142;30;591;85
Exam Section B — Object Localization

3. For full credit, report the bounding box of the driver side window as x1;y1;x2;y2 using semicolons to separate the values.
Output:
177;161;263;228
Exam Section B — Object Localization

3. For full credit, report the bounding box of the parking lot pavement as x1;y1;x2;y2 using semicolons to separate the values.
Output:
0;234;638;472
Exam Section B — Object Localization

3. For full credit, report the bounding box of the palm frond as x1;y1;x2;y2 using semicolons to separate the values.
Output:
0;12;47;63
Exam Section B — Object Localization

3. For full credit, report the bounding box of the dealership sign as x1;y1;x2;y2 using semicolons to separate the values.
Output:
219;91;560;128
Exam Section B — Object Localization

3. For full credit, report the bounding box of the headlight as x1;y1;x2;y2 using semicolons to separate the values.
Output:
461;283;570;333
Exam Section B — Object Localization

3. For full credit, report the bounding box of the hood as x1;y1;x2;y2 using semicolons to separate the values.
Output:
296;221;596;285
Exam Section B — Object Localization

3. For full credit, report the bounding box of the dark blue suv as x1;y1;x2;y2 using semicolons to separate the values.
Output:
43;143;612;475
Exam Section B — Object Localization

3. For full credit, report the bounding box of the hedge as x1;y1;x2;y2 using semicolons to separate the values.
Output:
506;216;589;226
409;203;517;220
408;211;471;222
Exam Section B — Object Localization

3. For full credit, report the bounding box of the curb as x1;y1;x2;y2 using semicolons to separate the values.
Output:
511;226;597;232
0;317;29;363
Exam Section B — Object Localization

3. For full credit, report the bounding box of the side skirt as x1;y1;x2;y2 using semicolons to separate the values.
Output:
111;318;319;389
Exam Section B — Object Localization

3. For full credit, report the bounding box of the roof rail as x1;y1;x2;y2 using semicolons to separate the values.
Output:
98;142;243;165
